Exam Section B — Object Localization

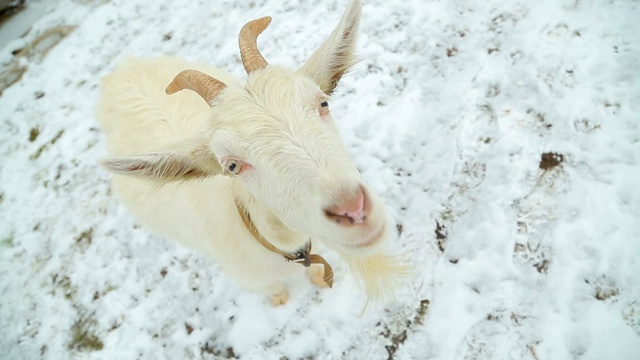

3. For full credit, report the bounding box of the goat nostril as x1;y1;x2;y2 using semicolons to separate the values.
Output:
325;186;368;225
326;212;358;225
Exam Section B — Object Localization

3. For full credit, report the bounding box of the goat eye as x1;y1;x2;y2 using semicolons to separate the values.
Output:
227;160;241;174
318;99;330;117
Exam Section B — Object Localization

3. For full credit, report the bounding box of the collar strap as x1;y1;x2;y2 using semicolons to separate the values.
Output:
234;198;334;287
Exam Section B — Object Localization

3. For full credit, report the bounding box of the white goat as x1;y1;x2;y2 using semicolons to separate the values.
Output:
98;0;408;305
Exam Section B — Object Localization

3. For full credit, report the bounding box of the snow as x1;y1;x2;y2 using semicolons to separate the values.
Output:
1;0;639;359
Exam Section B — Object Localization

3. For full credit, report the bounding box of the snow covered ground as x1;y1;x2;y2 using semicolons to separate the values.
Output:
1;0;639;358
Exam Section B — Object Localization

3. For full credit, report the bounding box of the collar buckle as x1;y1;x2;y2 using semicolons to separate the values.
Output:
290;249;311;267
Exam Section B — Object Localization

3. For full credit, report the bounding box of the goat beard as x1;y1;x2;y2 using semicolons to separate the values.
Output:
336;248;413;303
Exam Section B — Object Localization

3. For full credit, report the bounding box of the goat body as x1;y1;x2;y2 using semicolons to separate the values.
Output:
98;0;408;305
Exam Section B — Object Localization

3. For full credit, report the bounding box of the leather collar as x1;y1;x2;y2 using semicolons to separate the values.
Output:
234;198;334;287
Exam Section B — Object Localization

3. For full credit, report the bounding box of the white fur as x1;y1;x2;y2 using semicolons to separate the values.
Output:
98;0;408;305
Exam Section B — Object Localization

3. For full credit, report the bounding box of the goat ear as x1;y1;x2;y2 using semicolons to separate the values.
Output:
298;0;361;95
101;138;223;181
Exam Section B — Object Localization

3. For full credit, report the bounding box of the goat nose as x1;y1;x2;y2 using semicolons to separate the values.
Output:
325;186;366;225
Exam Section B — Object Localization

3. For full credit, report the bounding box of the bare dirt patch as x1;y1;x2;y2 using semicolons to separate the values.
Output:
539;152;563;170
1;25;76;94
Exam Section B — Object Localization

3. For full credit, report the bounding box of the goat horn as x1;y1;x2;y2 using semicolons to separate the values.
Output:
165;70;227;106
239;16;271;74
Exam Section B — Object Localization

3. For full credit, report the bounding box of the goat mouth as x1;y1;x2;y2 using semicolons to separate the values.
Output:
350;224;386;249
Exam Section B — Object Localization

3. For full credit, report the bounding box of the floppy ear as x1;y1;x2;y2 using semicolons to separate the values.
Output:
102;137;223;182
298;0;361;95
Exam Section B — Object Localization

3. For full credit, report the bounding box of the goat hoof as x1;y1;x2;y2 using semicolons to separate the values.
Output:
307;266;330;288
270;289;289;306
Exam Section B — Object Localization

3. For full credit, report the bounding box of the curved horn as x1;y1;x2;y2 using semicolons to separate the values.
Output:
239;16;272;74
165;70;227;106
